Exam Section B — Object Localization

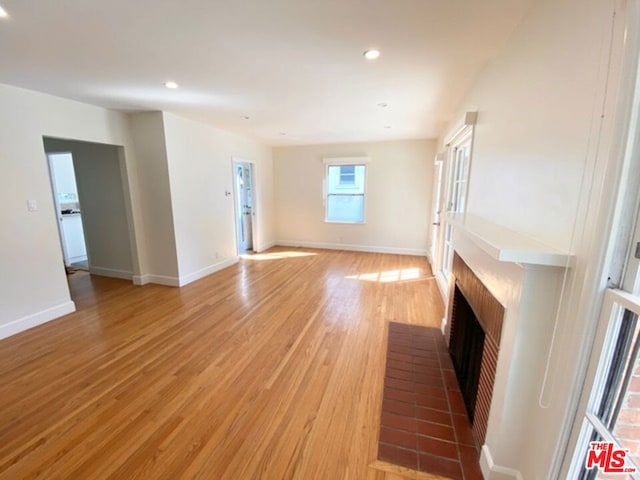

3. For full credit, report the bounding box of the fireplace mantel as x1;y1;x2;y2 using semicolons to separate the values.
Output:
445;214;573;480
447;213;575;268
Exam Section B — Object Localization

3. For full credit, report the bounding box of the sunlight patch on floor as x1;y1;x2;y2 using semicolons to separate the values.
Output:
345;267;433;283
241;251;318;261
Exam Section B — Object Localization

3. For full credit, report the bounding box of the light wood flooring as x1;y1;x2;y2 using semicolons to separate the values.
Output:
0;248;445;479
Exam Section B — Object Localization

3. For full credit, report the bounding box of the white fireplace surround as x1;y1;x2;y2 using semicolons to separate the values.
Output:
444;213;574;480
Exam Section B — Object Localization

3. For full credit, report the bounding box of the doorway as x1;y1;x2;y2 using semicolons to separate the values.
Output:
233;160;256;254
429;153;445;267
47;152;89;270
43;137;136;287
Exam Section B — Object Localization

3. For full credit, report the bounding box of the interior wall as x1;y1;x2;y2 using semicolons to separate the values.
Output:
127;112;180;283
161;112;275;283
0;83;147;339
437;0;631;477
273;139;435;255
43;138;134;279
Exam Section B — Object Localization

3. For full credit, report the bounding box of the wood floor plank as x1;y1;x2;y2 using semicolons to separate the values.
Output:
0;248;443;479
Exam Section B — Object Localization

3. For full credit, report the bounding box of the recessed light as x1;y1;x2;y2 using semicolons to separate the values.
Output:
0;5;9;18
164;81;179;89
364;49;380;60
377;102;388;108
384;125;391;129
279;132;287;136
242;116;250;120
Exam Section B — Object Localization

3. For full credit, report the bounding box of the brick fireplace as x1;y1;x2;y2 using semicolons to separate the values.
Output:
447;252;504;446
442;213;574;479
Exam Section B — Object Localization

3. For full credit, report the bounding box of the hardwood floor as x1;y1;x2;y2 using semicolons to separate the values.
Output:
0;248;444;479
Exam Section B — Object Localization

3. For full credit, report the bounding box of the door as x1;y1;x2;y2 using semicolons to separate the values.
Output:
430;155;445;265
439;131;472;283
234;162;255;253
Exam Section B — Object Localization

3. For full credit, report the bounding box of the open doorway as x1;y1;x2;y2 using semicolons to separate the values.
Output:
232;160;256;254
47;152;89;271
43;137;135;291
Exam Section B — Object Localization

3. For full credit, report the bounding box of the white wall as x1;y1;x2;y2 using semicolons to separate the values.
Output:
43;138;134;278
128;112;180;283
0;83;147;339
161;112;275;284
273;139;436;255
438;0;634;478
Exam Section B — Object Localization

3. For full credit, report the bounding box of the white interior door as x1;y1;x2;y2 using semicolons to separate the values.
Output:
430;157;444;264
234;162;255;253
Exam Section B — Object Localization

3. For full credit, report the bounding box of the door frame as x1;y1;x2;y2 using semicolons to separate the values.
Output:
429;153;446;273
231;157;258;256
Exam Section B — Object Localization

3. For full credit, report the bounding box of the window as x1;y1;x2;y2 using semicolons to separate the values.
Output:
325;163;366;223
339;165;356;185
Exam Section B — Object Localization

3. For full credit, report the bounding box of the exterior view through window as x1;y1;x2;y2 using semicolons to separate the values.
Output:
325;164;366;223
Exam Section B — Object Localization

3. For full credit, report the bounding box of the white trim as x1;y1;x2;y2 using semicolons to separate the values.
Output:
132;274;180;287
445;111;477;146
276;240;427;256
256;240;277;253
89;266;133;281
0;301;76;341
68;255;88;264
322;156;370;165
178;257;239;286
480;445;524;480
435;271;449;301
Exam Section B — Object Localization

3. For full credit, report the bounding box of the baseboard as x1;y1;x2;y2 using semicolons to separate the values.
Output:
435;271;449;302
276;240;428;256
480;445;523;480
426;249;435;268
89;266;133;281
0;301;76;341
132;274;180;287
256;240;277;253
68;255;87;264
178;257;239;286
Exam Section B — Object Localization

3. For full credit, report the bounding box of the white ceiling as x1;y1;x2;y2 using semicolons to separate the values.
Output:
0;0;532;145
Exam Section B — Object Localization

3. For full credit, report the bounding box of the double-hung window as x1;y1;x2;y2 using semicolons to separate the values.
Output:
324;159;367;223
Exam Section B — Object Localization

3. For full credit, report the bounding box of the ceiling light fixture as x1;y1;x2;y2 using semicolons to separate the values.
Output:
279;132;287;136
384;125;391;129
0;5;9;18
377;102;388;108
164;81;179;89
364;49;380;60
242;116;250;120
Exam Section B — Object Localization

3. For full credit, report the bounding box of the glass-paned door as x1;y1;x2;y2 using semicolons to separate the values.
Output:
441;134;472;279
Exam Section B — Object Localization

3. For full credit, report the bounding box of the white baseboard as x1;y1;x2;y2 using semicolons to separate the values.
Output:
132;274;180;287
178;257;239;287
89;266;133;281
435;271;449;302
426;249;435;267
69;255;87;264
256;240;277;253
276;240;428;256
480;445;523;480
0;301;76;341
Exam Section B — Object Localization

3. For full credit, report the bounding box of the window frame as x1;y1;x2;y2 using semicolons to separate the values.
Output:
323;157;369;224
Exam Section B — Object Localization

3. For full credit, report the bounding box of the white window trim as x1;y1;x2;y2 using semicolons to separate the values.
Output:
323;157;369;224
